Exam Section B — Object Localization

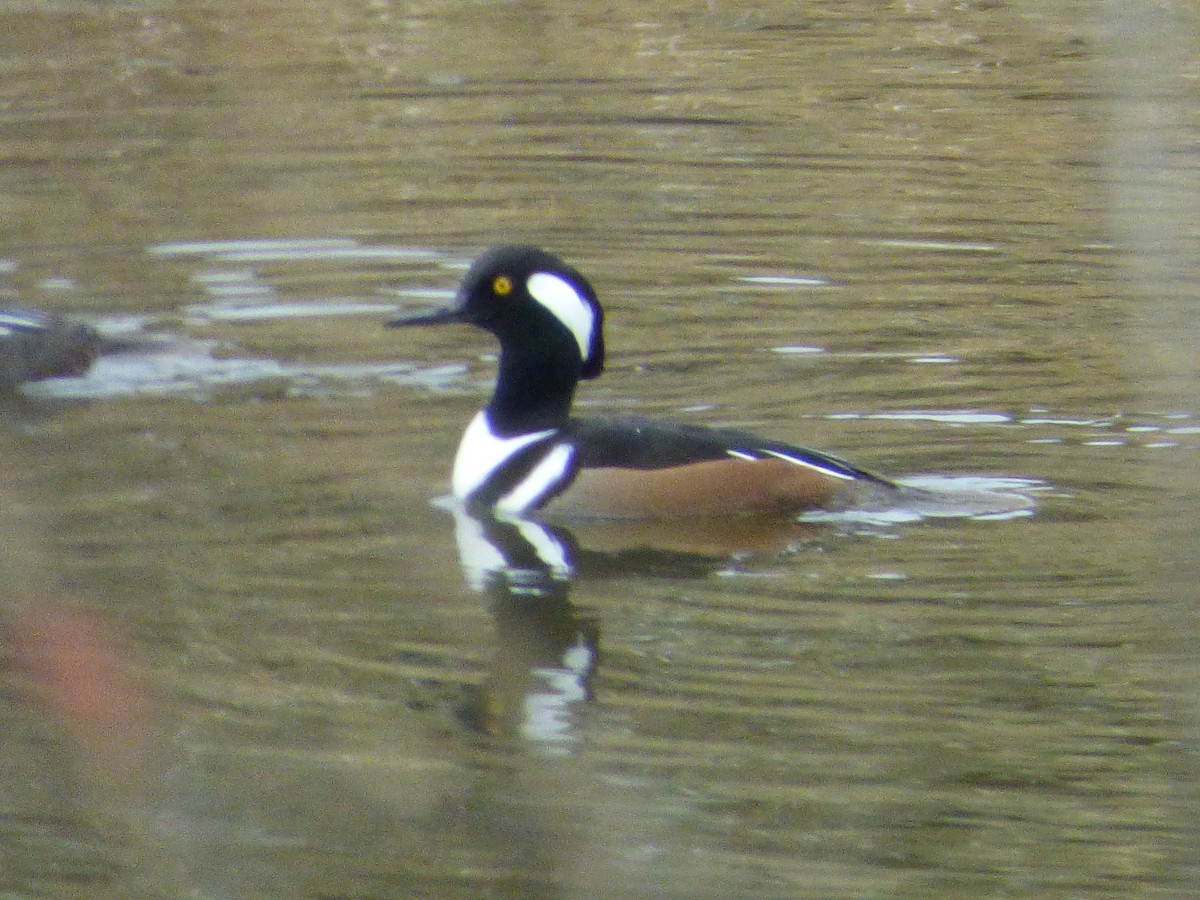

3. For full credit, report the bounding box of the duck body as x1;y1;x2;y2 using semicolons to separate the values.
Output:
0;307;100;390
390;246;900;520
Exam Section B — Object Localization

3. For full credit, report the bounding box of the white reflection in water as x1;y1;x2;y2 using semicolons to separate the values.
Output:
801;475;1043;526
148;238;360;257
24;343;466;401
737;274;830;287
828;410;1013;425
770;345;825;355
523;638;594;755
864;238;1003;253
185;300;399;323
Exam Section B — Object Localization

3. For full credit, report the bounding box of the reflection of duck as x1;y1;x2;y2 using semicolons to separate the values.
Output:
389;246;904;520
451;502;811;583
451;509;598;750
0;308;100;391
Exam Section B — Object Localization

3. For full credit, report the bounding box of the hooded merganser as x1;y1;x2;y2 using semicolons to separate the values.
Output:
0;308;100;391
388;246;901;519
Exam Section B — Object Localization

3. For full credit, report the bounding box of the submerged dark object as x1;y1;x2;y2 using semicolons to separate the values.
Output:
0;308;101;391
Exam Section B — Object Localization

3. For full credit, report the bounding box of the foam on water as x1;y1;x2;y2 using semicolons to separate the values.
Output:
800;475;1044;526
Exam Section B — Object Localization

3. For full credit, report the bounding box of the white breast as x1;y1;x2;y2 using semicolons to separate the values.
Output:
452;411;556;501
450;411;576;515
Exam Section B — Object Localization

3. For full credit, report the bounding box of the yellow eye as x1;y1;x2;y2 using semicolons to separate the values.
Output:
492;275;513;296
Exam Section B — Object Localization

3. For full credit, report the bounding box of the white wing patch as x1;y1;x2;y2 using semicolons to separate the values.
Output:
761;448;857;480
452;410;555;499
0;311;45;332
724;446;856;481
526;272;595;362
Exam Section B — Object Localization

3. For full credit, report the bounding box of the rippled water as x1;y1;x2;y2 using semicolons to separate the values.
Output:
2;2;1199;898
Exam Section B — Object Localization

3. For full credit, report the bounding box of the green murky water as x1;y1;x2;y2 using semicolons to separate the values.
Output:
1;2;1199;897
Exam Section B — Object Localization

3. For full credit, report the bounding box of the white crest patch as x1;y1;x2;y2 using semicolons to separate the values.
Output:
497;443;575;515
452;410;556;500
526;272;595;362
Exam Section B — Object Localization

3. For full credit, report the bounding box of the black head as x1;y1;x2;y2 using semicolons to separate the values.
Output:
389;246;605;380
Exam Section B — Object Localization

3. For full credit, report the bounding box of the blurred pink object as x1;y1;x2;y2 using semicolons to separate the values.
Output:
9;602;154;753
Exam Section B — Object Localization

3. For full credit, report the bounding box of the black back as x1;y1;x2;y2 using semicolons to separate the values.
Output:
567;415;894;485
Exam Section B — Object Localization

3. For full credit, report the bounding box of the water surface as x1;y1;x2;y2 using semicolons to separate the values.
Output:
1;2;1198;898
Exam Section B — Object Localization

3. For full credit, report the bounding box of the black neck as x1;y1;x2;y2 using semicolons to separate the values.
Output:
486;340;580;436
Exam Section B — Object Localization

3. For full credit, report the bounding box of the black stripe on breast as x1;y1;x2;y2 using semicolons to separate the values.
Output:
465;437;578;512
